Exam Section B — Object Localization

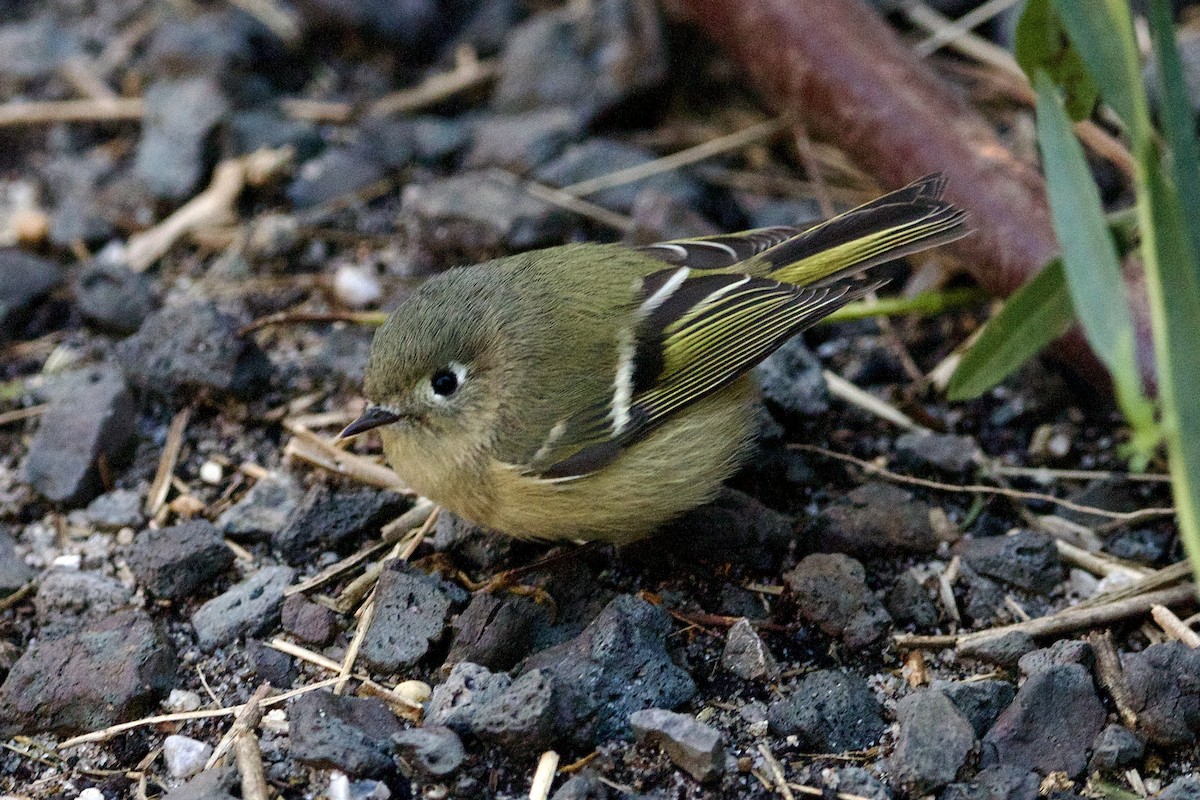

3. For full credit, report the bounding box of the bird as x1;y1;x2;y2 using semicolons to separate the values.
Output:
340;174;969;544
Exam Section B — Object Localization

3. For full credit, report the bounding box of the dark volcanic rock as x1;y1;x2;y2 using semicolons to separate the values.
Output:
216;471;303;539
980;664;1105;777
766;670;886;751
393;725;465;778
24;365;136;505
755;335;829;417
135;76;229;200
1121;641;1200;747
34;568;135;639
942;766;1041;800
84;488;144;530
161;764;239;800
1106;527;1173;565
446;592;552;671
360;562;456;672
0;530;33;595
286;146;386;209
275;485;406;563
550;770;612;800
127;519;234;600
361;115;471;168
0;608;176;737
808;482;936;555
74;261;157;335
784;553;892;649
647;487;794;570
1017;639;1093;676
426;662;557;752
886;570;939;628
630;708;725;783
535;139;701;214
522;594;696;747
895;431;980;474
940;679;1015;738
0;248;62;334
116;302;270;400
825;767;891;800
246;638;296;686
1087;723;1144;773
890;689;976;793
191;565;294;650
289;690;403;778
721;618;778;680
466;107;583;172
491;0;666;120
1160;778;1200;800
959;530;1063;593
426;661;513;733
281;594;337;646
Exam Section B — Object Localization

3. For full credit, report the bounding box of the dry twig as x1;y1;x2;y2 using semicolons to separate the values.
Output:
368;48;498;117
283;426;410;492
1151;604;1200;648
146;407;191;516
529;750;560;800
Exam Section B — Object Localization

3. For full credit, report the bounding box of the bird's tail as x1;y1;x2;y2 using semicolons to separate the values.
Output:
763;174;970;288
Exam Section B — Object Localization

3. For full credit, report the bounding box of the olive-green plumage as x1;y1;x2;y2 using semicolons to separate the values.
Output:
344;175;969;543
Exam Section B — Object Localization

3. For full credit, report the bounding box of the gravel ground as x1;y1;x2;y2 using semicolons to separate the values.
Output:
1;0;1198;798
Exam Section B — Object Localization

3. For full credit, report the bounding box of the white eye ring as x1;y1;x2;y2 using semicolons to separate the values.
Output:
427;361;469;403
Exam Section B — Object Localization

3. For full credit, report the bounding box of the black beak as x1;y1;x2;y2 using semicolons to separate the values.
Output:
339;406;402;439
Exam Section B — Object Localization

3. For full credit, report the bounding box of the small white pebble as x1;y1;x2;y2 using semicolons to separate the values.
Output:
333;263;382;308
393;679;431;707
163;688;202;713
76;789;105;800
199;460;224;485
115;527;136;546
52;553;81;570
328;771;350;800
163;734;213;779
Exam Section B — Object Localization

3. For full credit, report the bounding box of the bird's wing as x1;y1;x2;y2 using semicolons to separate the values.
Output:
526;267;880;479
636;227;799;270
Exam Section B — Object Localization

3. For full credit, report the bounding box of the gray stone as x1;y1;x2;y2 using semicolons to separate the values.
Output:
958;631;1037;668
981;664;1105;777
286;146;386;209
962;570;1008;625
246;638;296;687
942;766;1041;800
1017;639;1093;676
784;553;892;649
402;171;570;258
890;689;976;793
550;770;612;800
895;431;980;474
191;565;294;650
275;485;407;563
34;568;135;639
474;668;557;753
465;107;584;172
766;670;886;751
522;594;696;747
721;618;778;680
127;520;234;600
216;471;302;539
630;708;725;783
360;562;455;672
447;591;552;671
161;764;238;800
392;725;465;778
75;261;156;334
1121;641;1200;747
84;488;144;530
146;9;256;75
1160;778;1200;800
629;187;721;244
24;365;136;505
426;661;514;733
0;608;176;737
0;248;63;334
738;194;823;229
0;530;33;595
136;76;229;200
808;482;937;555
886;570;939;628
755;336;829;417
491;0;666;120
825;767;891;800
288;690;403;778
281;594;338;646
0;18;79;82
360;116;470;168
960;530;1063;593
940;679;1015;737
1087;724;1144;773
116;302;270;400
1106;527;1172;565
535;139;701;214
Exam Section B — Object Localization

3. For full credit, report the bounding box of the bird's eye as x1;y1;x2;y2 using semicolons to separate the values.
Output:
430;368;459;397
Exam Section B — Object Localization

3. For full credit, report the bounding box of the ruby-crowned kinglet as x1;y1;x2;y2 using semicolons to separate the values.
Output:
341;175;968;543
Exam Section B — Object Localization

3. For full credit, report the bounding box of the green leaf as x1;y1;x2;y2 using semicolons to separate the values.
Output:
1014;0;1098;120
1033;71;1157;447
1052;0;1148;136
947;258;1074;401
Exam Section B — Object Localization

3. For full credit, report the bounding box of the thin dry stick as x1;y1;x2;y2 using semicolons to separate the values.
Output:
1053;539;1150;582
1088;630;1138;728
914;0;1021;57
1074;560;1195;610
265;638;424;714
368;48;498;117
529;750;560;800
58;677;342;748
988;462;1172;484
335;597;377;695
146;407;191;516
560;117;789;197
283;426;411;492
1151;604;1200;648
227;0;300;42
0;97;144;127
489;170;636;232
234;731;270;800
787;785;878;800
0;404;46;426
278;97;354;124
793;444;1176;523
821;371;925;431
206;683;272;770
0;582;34;612
757;742;796;800
239;309;387;336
